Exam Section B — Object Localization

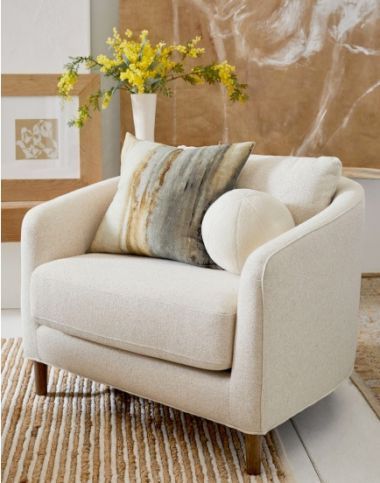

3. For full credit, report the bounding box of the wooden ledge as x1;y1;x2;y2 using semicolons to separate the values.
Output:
2;201;42;242
343;168;380;180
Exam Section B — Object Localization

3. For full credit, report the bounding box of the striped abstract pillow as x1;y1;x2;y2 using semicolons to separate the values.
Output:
90;133;254;266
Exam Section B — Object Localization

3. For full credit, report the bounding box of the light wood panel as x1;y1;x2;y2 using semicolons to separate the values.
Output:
1;74;94;97
1;201;41;241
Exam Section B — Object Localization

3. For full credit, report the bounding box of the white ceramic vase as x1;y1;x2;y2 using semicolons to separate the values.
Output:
130;93;157;141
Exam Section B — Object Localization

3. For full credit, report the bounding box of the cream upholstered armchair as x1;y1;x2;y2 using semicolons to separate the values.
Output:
21;155;364;475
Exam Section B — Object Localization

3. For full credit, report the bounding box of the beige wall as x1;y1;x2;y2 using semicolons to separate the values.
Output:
1;0;92;308
120;0;380;172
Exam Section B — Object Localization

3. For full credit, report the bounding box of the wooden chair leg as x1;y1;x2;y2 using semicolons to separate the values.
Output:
34;361;48;395
245;434;262;475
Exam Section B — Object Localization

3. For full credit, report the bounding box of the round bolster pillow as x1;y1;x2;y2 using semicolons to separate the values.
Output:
201;189;295;274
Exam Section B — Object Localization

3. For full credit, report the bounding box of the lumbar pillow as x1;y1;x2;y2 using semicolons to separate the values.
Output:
237;155;342;224
201;189;295;274
90;133;254;266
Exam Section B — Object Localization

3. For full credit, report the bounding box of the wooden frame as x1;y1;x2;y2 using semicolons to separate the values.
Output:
2;201;41;242
1;74;102;241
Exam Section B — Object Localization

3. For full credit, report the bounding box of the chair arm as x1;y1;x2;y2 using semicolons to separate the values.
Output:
21;177;119;359
229;177;365;434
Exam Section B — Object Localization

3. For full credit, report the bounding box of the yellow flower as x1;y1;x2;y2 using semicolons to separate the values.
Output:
57;71;78;98
188;47;205;58
101;91;112;109
73;105;90;128
96;54;121;73
139;42;155;69
106;27;122;51
173;36;204;58
120;64;147;93
122;42;140;64
158;56;176;74
191;35;201;45
62;27;247;128
175;45;187;55
213;61;237;96
191;73;205;84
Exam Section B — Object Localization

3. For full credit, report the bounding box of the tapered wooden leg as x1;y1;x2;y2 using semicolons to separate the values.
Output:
245;434;262;475
34;361;48;395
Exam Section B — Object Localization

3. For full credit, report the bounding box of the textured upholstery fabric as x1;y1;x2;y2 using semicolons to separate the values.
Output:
237;155;342;224
230;178;364;432
91;133;253;266
36;326;233;430
202;189;295;273
31;253;239;370
21;177;119;359
22;170;364;435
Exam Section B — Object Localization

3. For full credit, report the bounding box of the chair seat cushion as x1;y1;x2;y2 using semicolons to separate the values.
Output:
31;253;239;370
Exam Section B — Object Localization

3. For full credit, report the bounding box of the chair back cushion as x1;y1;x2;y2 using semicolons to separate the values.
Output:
237;155;342;224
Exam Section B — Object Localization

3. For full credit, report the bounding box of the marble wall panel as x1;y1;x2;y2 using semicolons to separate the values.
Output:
121;0;380;169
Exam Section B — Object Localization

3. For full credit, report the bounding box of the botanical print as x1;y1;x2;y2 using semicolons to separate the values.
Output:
15;119;58;160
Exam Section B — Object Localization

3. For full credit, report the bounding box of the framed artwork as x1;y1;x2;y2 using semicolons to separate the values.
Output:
120;0;380;179
1;74;102;241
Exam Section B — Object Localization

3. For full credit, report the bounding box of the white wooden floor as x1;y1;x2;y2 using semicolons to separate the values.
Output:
2;309;380;483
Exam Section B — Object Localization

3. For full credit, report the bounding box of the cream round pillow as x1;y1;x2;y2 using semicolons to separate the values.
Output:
202;189;295;274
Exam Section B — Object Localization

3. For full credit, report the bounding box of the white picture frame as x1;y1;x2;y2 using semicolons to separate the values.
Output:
2;95;81;180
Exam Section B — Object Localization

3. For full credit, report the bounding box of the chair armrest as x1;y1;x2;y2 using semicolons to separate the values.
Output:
21;177;119;359
230;177;365;434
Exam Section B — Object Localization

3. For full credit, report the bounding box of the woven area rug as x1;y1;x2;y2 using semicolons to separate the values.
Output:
353;277;380;416
1;339;289;483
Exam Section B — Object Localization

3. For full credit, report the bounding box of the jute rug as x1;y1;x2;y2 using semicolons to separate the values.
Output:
1;338;289;483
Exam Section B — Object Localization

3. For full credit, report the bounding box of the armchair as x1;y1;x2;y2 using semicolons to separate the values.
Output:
21;156;364;475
